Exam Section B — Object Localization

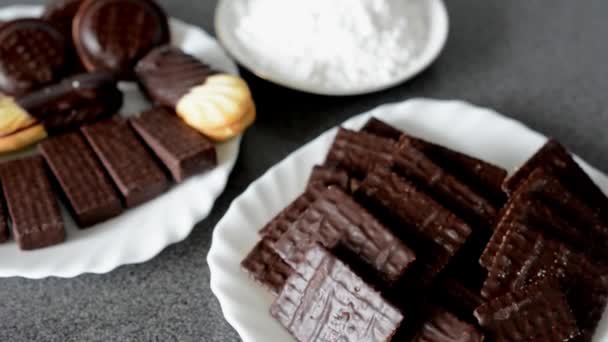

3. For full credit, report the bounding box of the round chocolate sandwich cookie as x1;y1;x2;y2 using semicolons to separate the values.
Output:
0;19;68;96
42;0;86;39
0;71;123;154
73;0;170;80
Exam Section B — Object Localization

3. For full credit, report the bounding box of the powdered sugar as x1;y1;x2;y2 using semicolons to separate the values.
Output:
233;0;430;92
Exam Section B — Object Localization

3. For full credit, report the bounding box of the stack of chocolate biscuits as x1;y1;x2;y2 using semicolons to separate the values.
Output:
242;118;608;341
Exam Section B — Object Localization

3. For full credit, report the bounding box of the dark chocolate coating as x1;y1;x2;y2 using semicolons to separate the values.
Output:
271;245;404;342
135;45;216;108
81;117;168;208
0;156;65;250
273;187;416;285
307;165;350;190
39;132;123;228
482;228;608;338
241;239;294;296
0;189;7;243
16;71;122;135
42;0;86;39
0;19;68;96
475;280;580;341
129;107;217;183
73;0;170;80
413;308;484;342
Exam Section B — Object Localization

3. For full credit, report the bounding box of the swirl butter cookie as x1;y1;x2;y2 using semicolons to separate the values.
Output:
73;0;169;80
0;71;122;154
136;46;255;142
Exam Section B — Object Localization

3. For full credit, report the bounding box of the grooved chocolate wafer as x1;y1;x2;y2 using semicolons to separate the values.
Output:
82;117;168;208
273;187;416;285
17;71;123;135
362;118;507;206
307;165;350;190
73;0;170;80
241;239;294;296
395;136;498;227
130;107;217;183
504;140;608;218
482;228;608;337
325;128;396;179
480;168;608;269
271;245;404;342
475;280;580;341
0;191;7;243
135;46;217;108
413;308;484;342
0;156;65;250
40;132;122;228
0;19;68;96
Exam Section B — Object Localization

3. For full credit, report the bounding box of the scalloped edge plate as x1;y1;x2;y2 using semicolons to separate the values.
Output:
208;98;608;341
0;5;241;279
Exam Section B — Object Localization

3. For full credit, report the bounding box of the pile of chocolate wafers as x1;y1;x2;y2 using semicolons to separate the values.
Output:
0;0;256;250
242;118;608;341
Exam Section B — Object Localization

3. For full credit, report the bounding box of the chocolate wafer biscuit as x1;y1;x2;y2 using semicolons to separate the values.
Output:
241;239;294;296
73;0;170;80
0;19;68;96
273;187;416;285
413;308;484;342
476;280;580;341
0;191;7;243
271;245;404;342
130;107;217;183
40;132;122;227
0;156;65;250
395;136;498;227
325;128;396;179
307;165;350;190
82;117;168;208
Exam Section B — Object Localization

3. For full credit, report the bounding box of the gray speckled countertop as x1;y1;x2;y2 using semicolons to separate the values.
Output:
1;0;608;341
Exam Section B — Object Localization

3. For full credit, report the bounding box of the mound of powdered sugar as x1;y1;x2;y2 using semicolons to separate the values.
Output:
233;0;430;92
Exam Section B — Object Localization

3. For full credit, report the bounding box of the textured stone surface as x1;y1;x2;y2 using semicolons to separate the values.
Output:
2;0;608;341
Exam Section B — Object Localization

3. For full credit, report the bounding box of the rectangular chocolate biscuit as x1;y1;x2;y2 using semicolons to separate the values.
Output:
307;164;350;190
0;156;65;250
482;228;608;337
130;107;217;183
475;280;579;341
241;239;294;296
413;308;484;342
82;117;169;208
362;118;507;206
394;136;498;227
0;191;7;243
271;245;404;342
325;128;396;179
274;187;416;285
40;132;123;227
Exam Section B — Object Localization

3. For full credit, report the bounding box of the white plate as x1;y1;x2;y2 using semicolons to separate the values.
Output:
0;5;240;279
215;0;449;96
208;98;608;342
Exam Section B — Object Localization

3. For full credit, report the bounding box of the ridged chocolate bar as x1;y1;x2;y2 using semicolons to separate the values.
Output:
81;117;168;208
480;168;608;269
475;280;579;341
130;107;217;182
0;191;7;243
394;136;498;227
504;140;608;218
325;128;396;179
307;165;350;190
241;239;294;296
482;228;608;337
273;187;416;285
413;308;484;342
0;156;65;250
357;166;471;256
135;45;217;108
362;118;507;206
17;71;123;134
39;132;122;227
271;245;404;342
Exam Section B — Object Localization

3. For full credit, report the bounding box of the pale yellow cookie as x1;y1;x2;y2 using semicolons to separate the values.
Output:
176;74;256;142
0;97;47;153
